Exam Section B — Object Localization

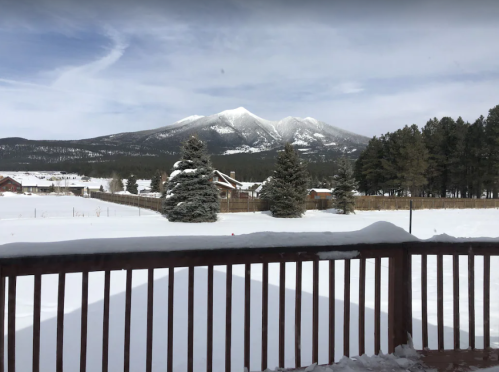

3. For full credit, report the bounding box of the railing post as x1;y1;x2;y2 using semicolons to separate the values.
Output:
388;248;412;352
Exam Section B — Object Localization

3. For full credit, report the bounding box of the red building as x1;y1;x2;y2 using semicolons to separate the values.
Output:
0;177;22;193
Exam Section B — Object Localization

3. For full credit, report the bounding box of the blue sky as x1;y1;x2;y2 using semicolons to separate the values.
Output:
1;0;499;140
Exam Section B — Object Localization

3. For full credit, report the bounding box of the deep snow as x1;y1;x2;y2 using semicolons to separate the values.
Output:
1;196;498;371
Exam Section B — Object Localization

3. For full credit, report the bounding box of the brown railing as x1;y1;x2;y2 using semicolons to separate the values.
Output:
0;241;498;371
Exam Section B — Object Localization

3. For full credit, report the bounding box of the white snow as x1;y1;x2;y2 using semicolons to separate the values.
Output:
223;145;266;155
292;139;309;146
209;125;236;134
1;198;499;371
169;169;196;179
310;188;332;193
174;115;204;124
313;133;325;138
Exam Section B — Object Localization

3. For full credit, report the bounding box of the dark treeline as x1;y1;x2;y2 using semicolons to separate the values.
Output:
355;105;499;198
7;152;341;183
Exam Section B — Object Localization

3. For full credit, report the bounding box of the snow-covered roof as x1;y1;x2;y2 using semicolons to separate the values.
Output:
213;170;243;189
214;181;235;190
310;188;332;193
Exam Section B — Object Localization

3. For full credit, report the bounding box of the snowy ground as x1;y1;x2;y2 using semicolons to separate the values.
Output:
1;196;498;371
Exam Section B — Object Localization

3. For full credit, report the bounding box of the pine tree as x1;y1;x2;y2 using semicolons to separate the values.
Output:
126;174;138;194
332;157;357;214
150;170;162;193
261;143;309;218
163;137;220;222
49;183;55;193
99;185;104;192
485;105;499;198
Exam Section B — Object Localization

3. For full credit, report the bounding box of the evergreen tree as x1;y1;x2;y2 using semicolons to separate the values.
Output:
485;105;499;198
261;143;309;218
332;158;357;214
49;183;55;193
126;174;138;194
99;185;104;192
163;137;220;222
150;169;162;192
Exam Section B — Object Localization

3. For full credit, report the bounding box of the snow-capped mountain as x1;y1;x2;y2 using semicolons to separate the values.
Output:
83;107;368;155
0;108;368;167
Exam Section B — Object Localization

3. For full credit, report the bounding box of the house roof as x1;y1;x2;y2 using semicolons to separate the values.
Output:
309;188;332;193
214;181;235;190
213;170;243;189
0;177;22;186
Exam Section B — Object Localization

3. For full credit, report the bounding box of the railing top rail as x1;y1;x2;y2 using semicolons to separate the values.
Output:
0;241;498;277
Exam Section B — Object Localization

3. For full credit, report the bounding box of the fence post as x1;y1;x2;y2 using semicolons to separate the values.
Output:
409;200;413;234
388;248;412;352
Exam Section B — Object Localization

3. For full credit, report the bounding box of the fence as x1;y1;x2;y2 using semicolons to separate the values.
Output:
90;192;333;213
91;192;499;214
355;196;499;211
0;241;497;372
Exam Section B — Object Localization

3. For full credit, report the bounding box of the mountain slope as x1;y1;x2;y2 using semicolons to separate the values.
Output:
0;107;369;168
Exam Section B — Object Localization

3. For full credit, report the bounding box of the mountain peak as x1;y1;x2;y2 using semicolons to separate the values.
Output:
217;107;252;117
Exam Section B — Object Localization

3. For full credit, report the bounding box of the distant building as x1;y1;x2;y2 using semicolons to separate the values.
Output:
210;170;243;199
0;177;22;193
308;188;333;200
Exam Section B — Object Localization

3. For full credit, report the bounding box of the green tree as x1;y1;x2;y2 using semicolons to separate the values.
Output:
261;143;309;218
485;105;499;198
163;137;220;222
99;185;104;192
48;183;55;193
150;169;162;193
126;174;138;194
332;157;357;214
355;137;385;195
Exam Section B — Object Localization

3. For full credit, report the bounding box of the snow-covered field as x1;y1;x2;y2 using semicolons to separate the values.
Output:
1;195;498;371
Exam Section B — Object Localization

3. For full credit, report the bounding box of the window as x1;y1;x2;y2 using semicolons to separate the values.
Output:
315;196;320;200
213;176;219;182
326;195;332;200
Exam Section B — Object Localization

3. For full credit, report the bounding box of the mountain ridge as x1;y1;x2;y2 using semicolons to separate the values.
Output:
0;107;369;171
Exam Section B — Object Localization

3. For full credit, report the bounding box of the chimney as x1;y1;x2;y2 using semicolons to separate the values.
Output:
230;171;236;180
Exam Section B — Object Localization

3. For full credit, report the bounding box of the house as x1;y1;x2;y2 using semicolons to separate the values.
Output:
210;170;243;199
308;188;333;200
81;176;91;182
0;177;22;193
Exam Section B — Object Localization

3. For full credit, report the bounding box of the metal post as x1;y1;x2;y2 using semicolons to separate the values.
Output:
409;200;413;234
35;208;36;218
107;208;109;218
73;207;74;217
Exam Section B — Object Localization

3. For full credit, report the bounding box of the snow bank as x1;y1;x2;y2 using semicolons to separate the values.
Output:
0;222;419;258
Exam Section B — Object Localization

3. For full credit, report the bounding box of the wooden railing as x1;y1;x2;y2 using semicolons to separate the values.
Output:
1;241;497;371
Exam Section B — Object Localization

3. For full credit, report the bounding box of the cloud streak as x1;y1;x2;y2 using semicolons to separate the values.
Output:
0;0;498;140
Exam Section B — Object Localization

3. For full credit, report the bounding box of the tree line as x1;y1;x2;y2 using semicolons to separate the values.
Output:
355;105;499;198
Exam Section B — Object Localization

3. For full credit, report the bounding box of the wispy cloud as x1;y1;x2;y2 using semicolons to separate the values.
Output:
0;0;498;140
